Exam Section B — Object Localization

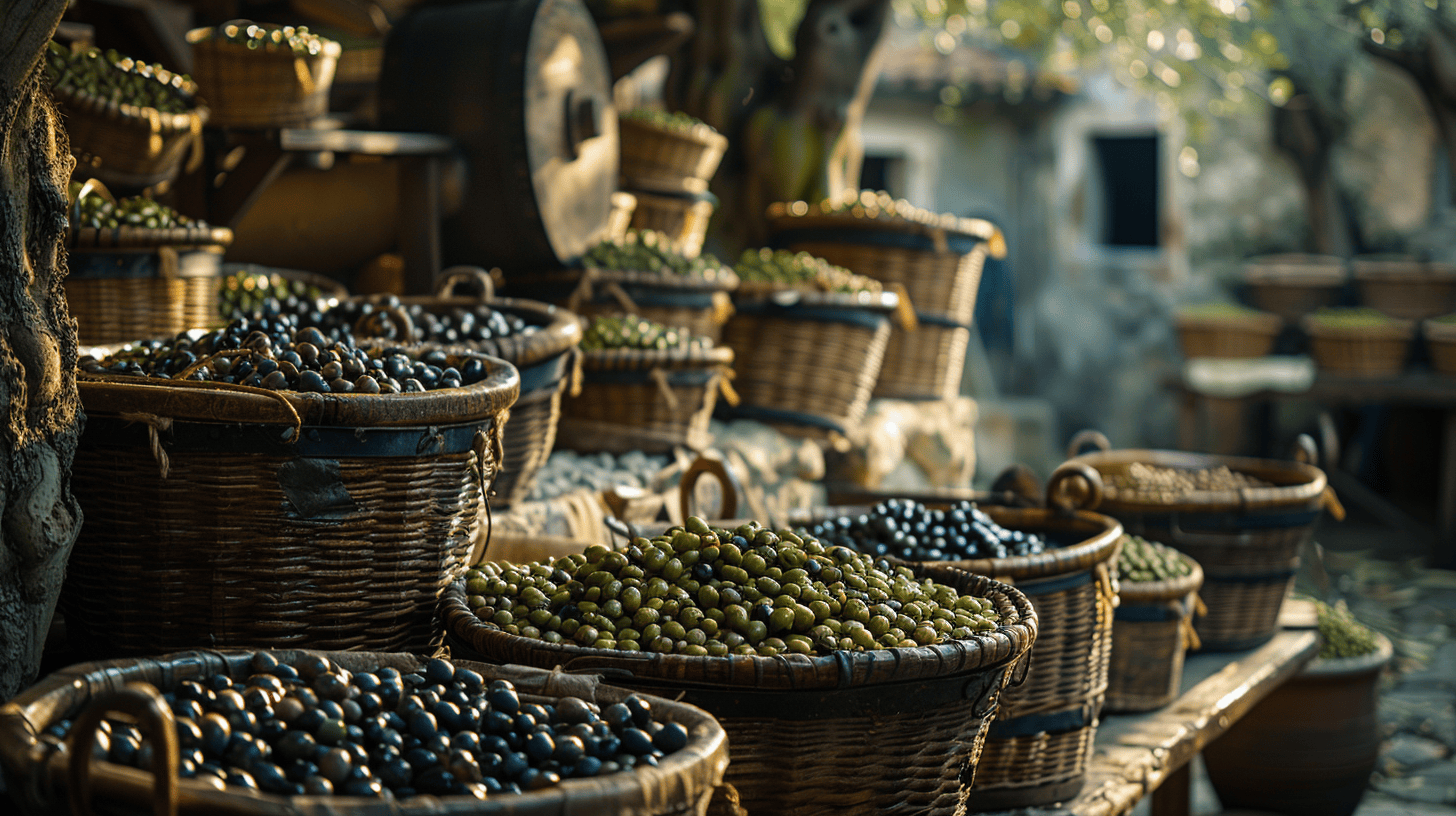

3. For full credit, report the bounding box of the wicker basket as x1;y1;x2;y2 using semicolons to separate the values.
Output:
1175;310;1283;359
51;68;208;189
1243;254;1347;324
624;188;716;259
1302;315;1414;377
66;219;233;346
567;266;740;343
0;649;729;816
618;116;728;194
1105;545;1205;713
60;351;519;659
718;286;898;444
556;343;735;455
1067;439;1337;652
1425;319;1456;374
444;564;1037;816
187;25;342;128
218;262;351;319
874;314;972;401
1352;255;1456;320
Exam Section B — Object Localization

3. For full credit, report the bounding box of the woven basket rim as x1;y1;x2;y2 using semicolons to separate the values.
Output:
618;115;727;149
579;344;734;369
70;224;234;249
444;564;1036;690
1071;448;1329;513
582;265;741;292
1174;311;1283;333
731;283;900;312
764;205;1000;246
78;349;519;427
1116;549;1204;603
1300;317;1415;339
378;294;584;367
0;648;729;816
1243;253;1347;278
186;25;344;59
51;80;208;133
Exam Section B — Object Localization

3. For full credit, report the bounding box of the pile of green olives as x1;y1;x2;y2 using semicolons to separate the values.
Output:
44;653;690;798
45;41;194;113
734;248;881;295
201;20;332;56
1116;535;1194;583
68;184;202;230
583;230;729;280
464;516;1001;657
620;108;715;135
578;314;712;352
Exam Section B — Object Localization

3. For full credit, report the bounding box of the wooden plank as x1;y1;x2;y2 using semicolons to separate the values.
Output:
278;129;456;157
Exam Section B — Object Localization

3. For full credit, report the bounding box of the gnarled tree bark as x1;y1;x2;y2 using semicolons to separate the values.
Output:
0;0;85;700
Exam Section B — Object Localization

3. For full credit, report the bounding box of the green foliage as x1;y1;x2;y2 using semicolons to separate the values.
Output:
1314;598;1380;659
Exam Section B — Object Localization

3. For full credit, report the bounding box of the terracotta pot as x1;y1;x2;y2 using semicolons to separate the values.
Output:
1202;632;1392;816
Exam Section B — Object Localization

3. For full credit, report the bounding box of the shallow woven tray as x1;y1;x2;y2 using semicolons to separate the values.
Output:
187;26;341;128
1302;317;1414;377
1105;549;1205;713
0;649;729;816
444;564;1036;816
61;353;519;658
1175;311;1283;359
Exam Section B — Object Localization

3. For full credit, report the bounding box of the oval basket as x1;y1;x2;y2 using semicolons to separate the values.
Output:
1067;435;1337;652
1352;255;1456;320
618;116;728;194
52;77;208;189
1105;543;1205;713
1242;254;1348;324
187;25;342;128
1302;316;1415;377
0;649;729;816
1175;310;1283;359
556;343;736;455
791;465;1124;811
875;314;972;401
60;350;520;659
718;287;899;445
567;266;740;343
443;563;1036;816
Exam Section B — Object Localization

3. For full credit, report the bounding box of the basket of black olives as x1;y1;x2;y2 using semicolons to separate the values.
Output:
555;314;735;456
0;650;729;816
441;515;1037;816
793;463;1125;811
1105;535;1205;713
44;41;208;188
186;21;341;128
63;316;520;659
64;179;233;346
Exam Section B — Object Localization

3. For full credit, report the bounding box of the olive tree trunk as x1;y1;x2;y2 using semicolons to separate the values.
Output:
0;0;86;700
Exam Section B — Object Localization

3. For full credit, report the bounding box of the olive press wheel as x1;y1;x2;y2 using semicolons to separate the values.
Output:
379;0;618;272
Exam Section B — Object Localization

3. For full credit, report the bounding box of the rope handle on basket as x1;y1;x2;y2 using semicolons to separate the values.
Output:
565;268;600;313
1180;596;1203;652
184;111;204;173
887;282;919;331
1066;429;1113;460
711;290;735;326
1045;460;1104;513
716;367;740;407
565;346;584;398
434;266;496;301
678;453;740;523
293;56;316;96
602;280;640;314
119;413;174;479
69;682;178;816
79;372;305;447
1296;432;1349;521
648;368;680;411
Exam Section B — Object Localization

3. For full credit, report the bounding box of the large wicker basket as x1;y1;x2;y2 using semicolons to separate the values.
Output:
718;286;899;444
1105;542;1204;713
444;564;1037;816
1242;254;1347;324
187;25;342;128
60;351;519;658
0;649;729;816
567;266;740;343
875;315;972;401
556;343;735;455
1175;309;1283;359
1352;255;1456;320
624;188;716;259
618;116;728;194
1302;315;1414;377
1067;435;1339;652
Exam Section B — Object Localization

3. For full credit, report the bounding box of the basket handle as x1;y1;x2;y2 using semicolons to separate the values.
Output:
678;453;740;523
1066;429;1111;460
68;177;117;233
69;682;178;816
434;266;496;301
354;301;416;342
1045;461;1104;512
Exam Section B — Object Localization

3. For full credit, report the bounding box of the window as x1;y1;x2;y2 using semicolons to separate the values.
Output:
1092;135;1159;247
861;154;906;198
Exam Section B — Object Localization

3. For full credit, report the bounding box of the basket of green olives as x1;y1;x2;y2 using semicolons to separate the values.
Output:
1105;534;1205;713
623;189;717;259
555;314;735;455
64;316;519;658
186;20;342;128
44;41;207;188
218;263;351;318
65;179;233;346
569;230;740;342
792;463;1125;810
0;650;729;816
618;109;728;195
441;516;1037;816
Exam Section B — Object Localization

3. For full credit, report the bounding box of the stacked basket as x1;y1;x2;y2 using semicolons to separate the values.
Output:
618;109;728;258
187;21;341;129
766;194;1006;401
567;233;741;343
1242;254;1348;325
1352;254;1456;320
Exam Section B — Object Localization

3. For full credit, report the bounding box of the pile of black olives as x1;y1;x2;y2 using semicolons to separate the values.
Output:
46;653;689;798
805;499;1048;562
79;316;491;394
324;297;537;345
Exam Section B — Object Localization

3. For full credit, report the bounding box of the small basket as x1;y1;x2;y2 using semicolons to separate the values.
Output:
1105;545;1205;713
1242;254;1347;324
1302;315;1414;377
567;266;740;343
556;343;735;455
873;314;972;401
60;350;519;658
1175;310;1283;359
718;286;899;444
1352;255;1456;320
51;67;208;189
187;25;342;128
1068;437;1338;652
0;649;730;816
1424;319;1456;374
618;116;728;194
444;564;1037;816
625;188;716;259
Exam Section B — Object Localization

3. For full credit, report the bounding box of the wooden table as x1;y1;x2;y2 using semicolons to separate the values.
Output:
982;626;1320;816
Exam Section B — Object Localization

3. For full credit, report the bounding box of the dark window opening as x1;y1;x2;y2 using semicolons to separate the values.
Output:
860;154;903;198
1093;135;1159;247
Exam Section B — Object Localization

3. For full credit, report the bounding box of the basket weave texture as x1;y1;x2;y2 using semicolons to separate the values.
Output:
187;27;341;128
618;118;728;193
1302;318;1414;377
557;345;735;455
568;267;740;343
60;352;519;658
53;83;207;188
1353;256;1456;320
1425;320;1456;375
67;224;233;346
1071;447;1332;652
0;649;729;816
1105;552;1204;713
1175;312;1283;359
1242;254;1347;324
443;564;1037;816
873;319;971;400
625;189;715;259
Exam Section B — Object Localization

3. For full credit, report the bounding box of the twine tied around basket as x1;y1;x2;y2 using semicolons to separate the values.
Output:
1182;594;1209;651
649;368;679;411
293;56;316;96
887;282;919;331
566;346;585;398
119;412;174;479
